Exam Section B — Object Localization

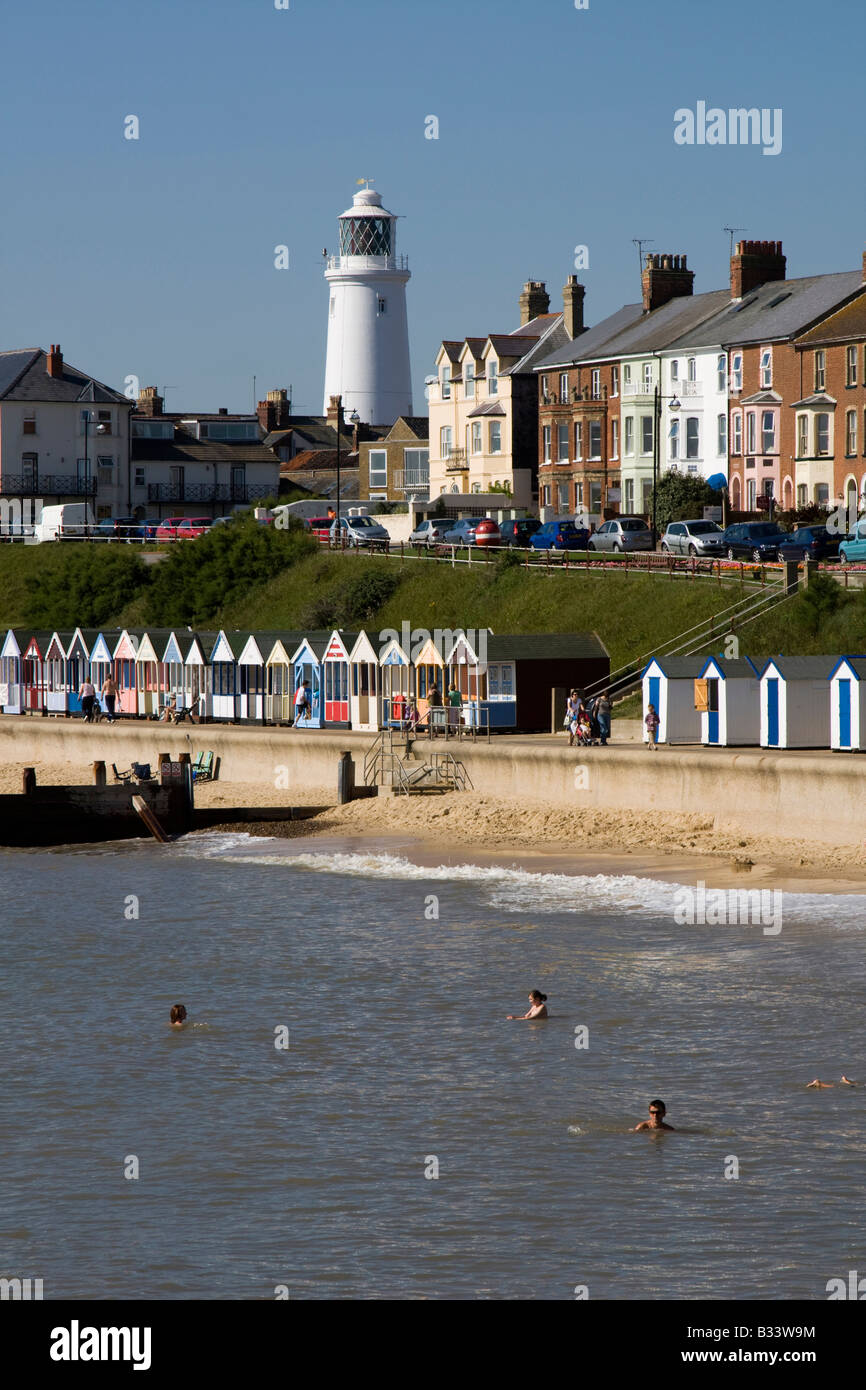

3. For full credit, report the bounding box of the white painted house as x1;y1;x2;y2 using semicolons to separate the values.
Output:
698;655;761;746
759;656;834;749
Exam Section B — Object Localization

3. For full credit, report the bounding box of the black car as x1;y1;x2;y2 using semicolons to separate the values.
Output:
776;526;840;563
94;517;146;541
721;521;788;562
499;518;542;546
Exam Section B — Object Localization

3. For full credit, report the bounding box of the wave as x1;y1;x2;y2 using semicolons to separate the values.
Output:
178;838;866;927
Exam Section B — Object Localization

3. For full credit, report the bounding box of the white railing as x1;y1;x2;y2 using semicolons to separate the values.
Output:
622;381;655;397
326;254;409;272
394;470;430;492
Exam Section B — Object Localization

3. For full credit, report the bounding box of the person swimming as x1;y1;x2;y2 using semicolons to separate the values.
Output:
506;990;549;1020
633;1099;675;1131
170;1003;188;1028
806;1076;856;1088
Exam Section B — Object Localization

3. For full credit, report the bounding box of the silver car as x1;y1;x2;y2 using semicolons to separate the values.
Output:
588;517;654;553
661;519;726;557
409;519;450;545
330;515;391;548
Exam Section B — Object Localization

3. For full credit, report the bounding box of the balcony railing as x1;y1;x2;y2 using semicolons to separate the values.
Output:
0;475;97;496
678;381;700;396
146;483;273;503
622;381;655;397
393;470;430;493
326;254;409;272
444;449;468;472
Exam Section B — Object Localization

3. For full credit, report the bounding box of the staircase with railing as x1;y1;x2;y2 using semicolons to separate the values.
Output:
363;730;473;793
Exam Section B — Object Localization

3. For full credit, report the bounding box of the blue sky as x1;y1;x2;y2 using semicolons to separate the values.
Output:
1;0;862;416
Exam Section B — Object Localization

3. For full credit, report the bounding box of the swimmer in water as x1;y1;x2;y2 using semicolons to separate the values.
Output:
170;1003;188;1028
506;990;549;1020
806;1076;857;1087
633;1099;675;1131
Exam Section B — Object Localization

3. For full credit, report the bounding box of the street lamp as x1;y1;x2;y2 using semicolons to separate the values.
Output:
335;403;360;536
651;386;681;546
81;411;109;525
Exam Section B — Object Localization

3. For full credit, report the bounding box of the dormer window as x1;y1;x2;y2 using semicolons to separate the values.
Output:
464;361;475;398
441;366;451;400
488;360;498;395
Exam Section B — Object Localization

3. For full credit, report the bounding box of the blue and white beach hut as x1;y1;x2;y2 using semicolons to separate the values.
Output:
759;656;834;749
377;633;413;727
65;629;97;715
698;655;761;746
0;629;26;713
290;636;326;728
642;656;706;745
829;656;866;751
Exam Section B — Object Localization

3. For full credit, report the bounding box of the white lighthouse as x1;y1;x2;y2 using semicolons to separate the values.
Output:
322;186;412;425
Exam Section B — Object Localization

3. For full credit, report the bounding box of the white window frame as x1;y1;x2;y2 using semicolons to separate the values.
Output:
591;368;601;399
441;366;451;400
717;413;727;456
731;352;743;392
611;366;619;397
846;409;857;455
471;422;482;455
760;347;772;388
717;354;726;393
761;410;775;454
557;421;569;464
589;420;602;461
611;418;619;460
624;416;634;456
368;448;388;489
440;426;452;458
640;415;653;455
488;360;498;395
574;421;583;460
542;425;552;463
559;372;569;403
464;361;475;399
489;421;501;454
732;411;742;455
814;350;826;391
685;416;699;459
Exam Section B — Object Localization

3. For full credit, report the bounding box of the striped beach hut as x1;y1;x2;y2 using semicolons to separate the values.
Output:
21;631;54;713
829;656;866;751
759;656;834;749
1;629;26;714
642;656;706;745
290;636;326;728
348;631;381;732
697;655;761;747
322;630;355;727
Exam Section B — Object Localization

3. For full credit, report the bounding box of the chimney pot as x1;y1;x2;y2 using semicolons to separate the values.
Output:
730;238;786;299
641;252;695;314
519;279;551;326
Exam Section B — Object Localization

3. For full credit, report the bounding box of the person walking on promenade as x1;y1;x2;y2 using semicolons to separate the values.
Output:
428;681;443;737
565;689;582;745
78;678;96;723
101;673;119;723
596;691;611;746
447;681;463;731
645;703;660;750
294;679;312;724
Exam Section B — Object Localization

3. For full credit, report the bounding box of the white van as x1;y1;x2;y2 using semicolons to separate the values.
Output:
33;503;96;542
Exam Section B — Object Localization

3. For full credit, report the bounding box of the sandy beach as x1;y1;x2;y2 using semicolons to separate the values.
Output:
4;758;864;893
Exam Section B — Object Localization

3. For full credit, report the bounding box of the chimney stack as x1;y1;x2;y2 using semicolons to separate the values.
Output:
730;240;786;299
861;249;866;283
325;394;345;434
642;254;694;314
46;344;63;378
562;275;586;340
519;280;550;326
137;386;165;417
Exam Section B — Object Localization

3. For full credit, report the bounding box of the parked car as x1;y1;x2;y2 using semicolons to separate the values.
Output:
32;502;96;542
499;518;542;547
472;519;501;547
141;519;162;540
838;518;866;563
94;517;146;541
588;517;654;553
777;526;840;563
443;518;481;546
330;514;391;548
156;516;212;541
308;515;336;540
409;518;451;545
530;520;592;551
661;520;726;557
721;521;788;562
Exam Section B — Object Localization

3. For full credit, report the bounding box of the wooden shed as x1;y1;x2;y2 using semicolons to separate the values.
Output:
641;656;706;745
697;655;761;747
829;656;866;751
759;656;835;749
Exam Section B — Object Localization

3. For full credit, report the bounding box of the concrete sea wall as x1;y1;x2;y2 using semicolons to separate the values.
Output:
0;716;859;846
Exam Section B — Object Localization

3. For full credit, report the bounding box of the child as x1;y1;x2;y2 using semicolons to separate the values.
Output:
645;703;660;750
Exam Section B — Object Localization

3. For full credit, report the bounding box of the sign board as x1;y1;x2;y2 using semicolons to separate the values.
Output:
160;761;184;782
703;506;722;522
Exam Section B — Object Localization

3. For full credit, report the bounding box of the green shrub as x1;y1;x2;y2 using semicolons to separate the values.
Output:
26;546;149;628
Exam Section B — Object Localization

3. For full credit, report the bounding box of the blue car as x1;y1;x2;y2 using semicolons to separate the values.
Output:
530;521;591;551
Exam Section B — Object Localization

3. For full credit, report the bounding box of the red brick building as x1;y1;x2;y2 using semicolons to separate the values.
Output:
793;283;866;514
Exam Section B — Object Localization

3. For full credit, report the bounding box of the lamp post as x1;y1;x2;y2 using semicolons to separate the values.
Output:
651;385;681;546
335;403;360;537
81;411;109;529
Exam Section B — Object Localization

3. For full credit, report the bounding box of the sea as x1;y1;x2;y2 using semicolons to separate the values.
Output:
1;831;864;1301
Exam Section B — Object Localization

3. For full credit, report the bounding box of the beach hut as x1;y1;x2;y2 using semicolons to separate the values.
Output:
237;633;270;722
348;631;381;732
290;636;326;728
829;657;866;751
322;631;355;727
1;629;26;714
697;655;761;747
413;633;448;728
377;633;413;727
446;630;489;729
21;632;53;713
759;656;834;749
184;632;214;720
641;656;707;745
112;630;141;716
87;633;114;712
64;630;98;716
45;631;75;714
209;631;245;722
160;631;188;716
135;632;163;717
265;638;296;724
484;634;610;732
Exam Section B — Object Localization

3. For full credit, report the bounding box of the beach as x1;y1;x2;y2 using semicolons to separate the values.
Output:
4;757;865;892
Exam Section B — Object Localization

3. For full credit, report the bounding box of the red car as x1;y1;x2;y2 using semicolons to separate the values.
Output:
156;516;212;541
308;515;336;541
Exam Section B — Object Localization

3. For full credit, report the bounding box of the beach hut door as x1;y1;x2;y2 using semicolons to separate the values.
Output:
707;679;719;743
766;679;779;746
648;675;660;735
838;679;851;748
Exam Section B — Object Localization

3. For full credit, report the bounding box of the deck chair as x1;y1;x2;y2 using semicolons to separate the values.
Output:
190;751;205;777
192;751;214;781
112;763;132;784
131;762;152;782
